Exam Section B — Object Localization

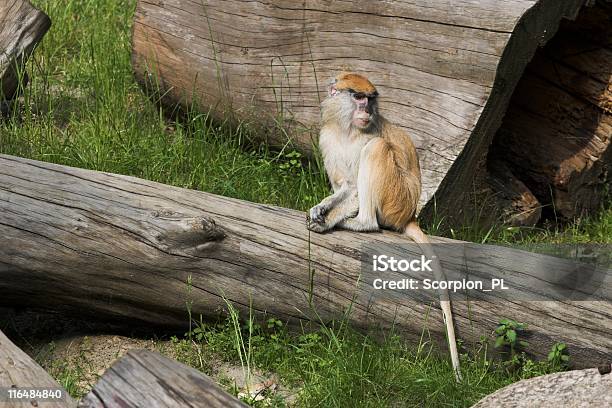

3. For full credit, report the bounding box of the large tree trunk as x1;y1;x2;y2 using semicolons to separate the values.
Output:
130;0;610;227
0;329;76;408
0;155;610;368
79;350;247;408
0;0;51;101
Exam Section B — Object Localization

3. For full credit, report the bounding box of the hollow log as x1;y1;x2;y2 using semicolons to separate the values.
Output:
78;350;247;408
0;0;51;101
130;0;611;227
0;154;610;367
487;2;612;221
0;329;76;408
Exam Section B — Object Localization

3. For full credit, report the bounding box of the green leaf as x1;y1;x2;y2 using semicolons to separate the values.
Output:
507;330;517;343
519;340;529;348
494;336;505;348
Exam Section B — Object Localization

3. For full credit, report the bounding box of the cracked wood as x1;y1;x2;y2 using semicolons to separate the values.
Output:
0;154;610;368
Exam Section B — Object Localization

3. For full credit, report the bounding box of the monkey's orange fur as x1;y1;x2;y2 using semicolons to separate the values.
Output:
366;123;421;230
334;72;378;95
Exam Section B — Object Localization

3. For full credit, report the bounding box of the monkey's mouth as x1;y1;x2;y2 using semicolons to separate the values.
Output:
355;116;371;127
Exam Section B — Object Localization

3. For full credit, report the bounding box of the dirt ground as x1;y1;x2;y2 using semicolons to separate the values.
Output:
0;308;297;405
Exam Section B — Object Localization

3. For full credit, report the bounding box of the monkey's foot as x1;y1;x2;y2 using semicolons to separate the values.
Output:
338;217;380;232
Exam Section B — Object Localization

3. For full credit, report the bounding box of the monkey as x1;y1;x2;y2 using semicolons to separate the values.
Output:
307;72;462;382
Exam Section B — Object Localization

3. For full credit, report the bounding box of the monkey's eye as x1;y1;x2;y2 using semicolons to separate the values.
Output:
352;92;367;101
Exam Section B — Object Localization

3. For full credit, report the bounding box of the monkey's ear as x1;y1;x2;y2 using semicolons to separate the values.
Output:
328;84;339;97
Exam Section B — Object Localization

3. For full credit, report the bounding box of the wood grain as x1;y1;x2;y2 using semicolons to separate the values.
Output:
0;154;610;368
0;0;50;100
79;350;247;408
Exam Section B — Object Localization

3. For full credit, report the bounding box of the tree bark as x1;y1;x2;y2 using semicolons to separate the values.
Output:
0;155;610;368
131;0;608;227
78;350;247;408
0;0;51;101
0;329;76;408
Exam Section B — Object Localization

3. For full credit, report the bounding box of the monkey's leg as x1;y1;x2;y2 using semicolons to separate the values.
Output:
337;139;384;232
308;190;359;233
309;183;352;223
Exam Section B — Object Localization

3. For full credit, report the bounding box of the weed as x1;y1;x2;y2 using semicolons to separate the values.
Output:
547;342;570;369
494;318;529;358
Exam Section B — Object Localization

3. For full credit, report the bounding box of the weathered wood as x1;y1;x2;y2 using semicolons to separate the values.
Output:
0;0;51;100
487;2;612;221
131;0;589;224
482;160;543;227
79;349;247;408
0;329;76;408
471;366;612;407
0;154;610;368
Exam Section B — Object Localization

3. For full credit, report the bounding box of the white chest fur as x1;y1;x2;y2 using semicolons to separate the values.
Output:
319;126;373;190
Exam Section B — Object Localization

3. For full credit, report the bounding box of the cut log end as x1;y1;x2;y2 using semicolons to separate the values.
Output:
483;1;612;225
78;350;248;408
0;1;51;101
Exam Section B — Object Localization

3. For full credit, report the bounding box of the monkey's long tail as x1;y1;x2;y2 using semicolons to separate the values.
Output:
403;221;462;382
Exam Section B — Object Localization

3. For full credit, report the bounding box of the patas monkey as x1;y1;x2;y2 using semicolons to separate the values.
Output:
307;72;462;381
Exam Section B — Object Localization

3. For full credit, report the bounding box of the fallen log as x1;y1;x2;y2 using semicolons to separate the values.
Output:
0;154;610;368
130;0;611;226
0;0;51;101
79;349;247;408
0;329;76;408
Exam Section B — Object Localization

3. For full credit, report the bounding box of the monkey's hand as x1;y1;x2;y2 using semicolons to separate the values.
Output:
306;215;330;233
309;204;327;224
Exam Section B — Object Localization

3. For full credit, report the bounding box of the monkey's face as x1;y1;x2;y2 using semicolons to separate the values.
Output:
321;73;379;131
349;91;378;130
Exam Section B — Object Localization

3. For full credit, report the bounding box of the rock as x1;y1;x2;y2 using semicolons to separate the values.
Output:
472;367;612;407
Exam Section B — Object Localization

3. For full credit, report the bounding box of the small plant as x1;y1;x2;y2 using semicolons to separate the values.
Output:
494;318;528;357
547;342;570;368
278;150;303;177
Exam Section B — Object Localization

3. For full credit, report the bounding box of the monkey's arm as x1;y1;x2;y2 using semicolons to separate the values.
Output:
308;182;353;223
308;190;359;233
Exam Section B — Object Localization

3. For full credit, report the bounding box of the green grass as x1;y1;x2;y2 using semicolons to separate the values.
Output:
2;0;609;406
436;204;612;245
0;0;328;211
172;309;565;407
